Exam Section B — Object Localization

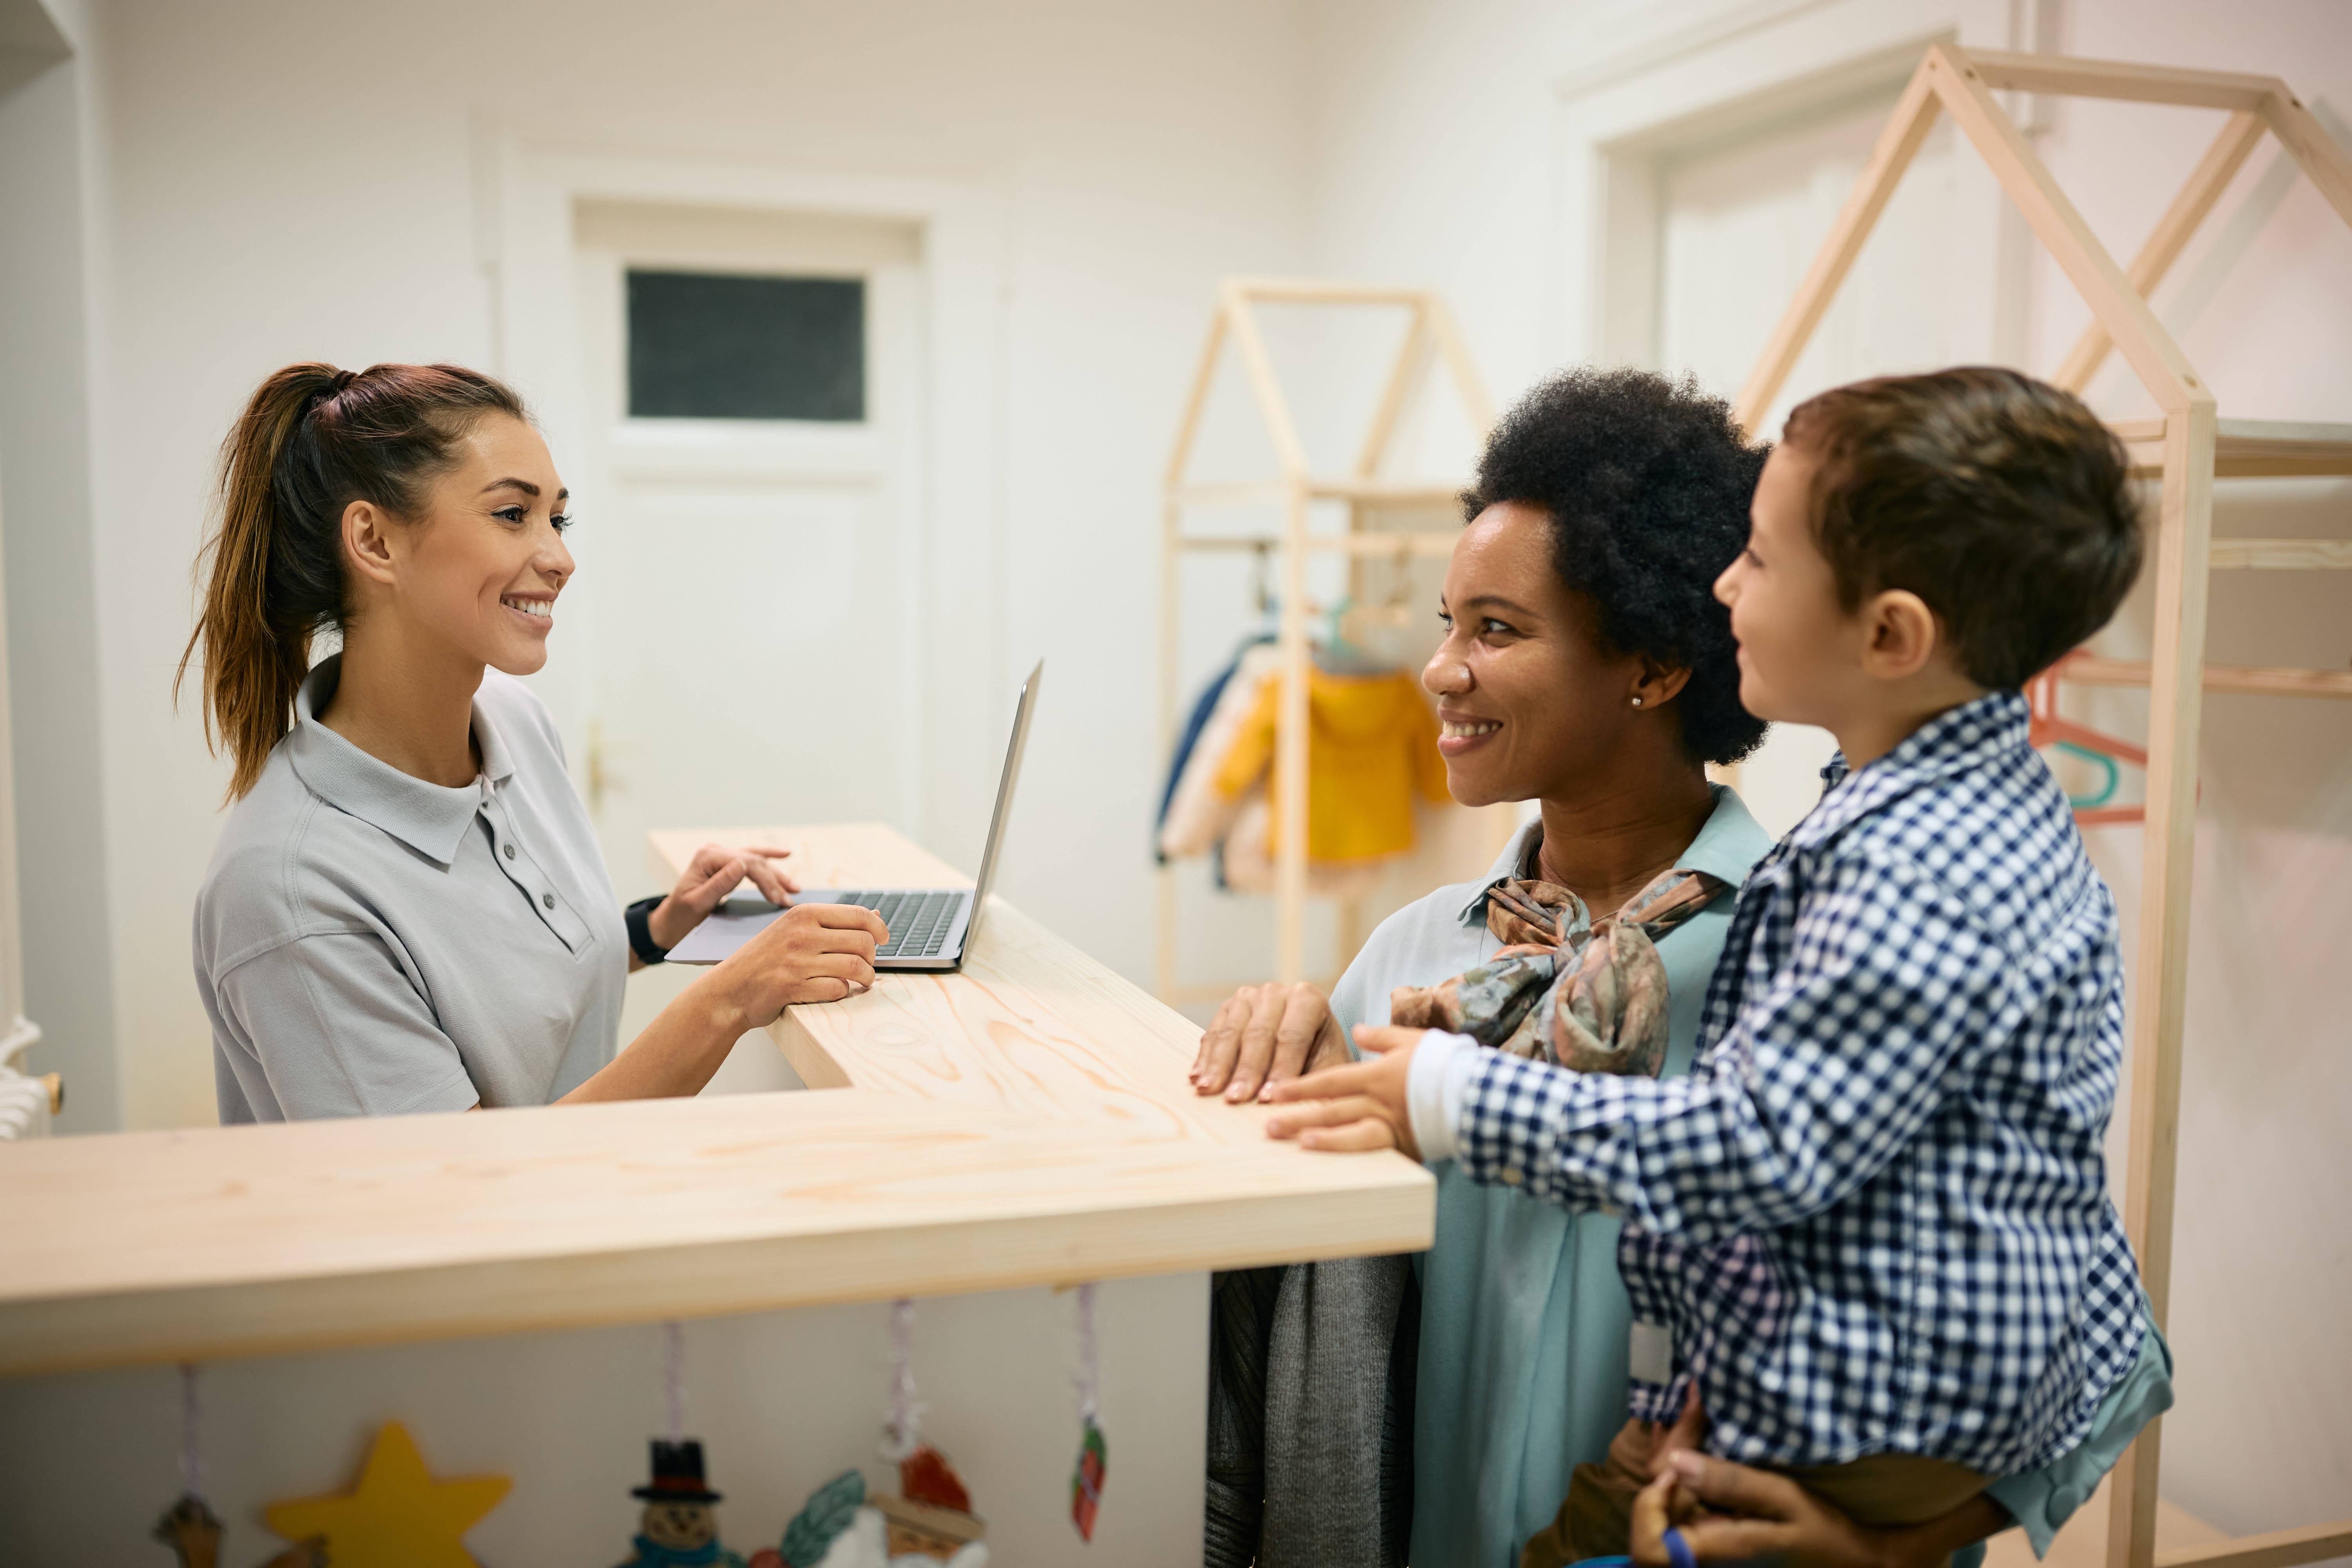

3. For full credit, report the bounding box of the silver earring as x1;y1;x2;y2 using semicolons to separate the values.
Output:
1631;696;1644;707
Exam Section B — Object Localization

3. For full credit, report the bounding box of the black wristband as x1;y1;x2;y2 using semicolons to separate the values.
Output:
625;895;670;964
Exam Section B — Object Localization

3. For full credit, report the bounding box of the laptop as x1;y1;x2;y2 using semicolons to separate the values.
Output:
665;660;1042;971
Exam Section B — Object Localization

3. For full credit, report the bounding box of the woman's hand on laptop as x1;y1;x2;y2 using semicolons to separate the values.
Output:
1192;982;1349;1102
715;901;893;1025
646;842;800;951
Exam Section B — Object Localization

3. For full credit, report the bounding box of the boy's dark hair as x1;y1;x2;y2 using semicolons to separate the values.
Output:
1783;367;2143;690
1465;367;1769;766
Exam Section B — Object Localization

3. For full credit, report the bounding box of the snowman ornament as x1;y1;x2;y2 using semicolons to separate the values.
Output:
617;1440;747;1568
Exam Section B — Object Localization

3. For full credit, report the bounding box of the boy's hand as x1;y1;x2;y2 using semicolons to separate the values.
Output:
1261;1024;1421;1157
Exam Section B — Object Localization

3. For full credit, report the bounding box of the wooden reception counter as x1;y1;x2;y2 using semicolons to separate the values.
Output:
0;824;1432;1378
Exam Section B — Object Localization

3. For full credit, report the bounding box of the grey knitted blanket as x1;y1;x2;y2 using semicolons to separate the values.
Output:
1205;1254;1419;1568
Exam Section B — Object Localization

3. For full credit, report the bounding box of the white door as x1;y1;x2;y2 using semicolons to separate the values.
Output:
568;201;925;1079
1653;91;1959;836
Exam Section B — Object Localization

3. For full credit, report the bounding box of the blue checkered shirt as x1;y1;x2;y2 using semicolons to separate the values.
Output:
1451;691;2145;1473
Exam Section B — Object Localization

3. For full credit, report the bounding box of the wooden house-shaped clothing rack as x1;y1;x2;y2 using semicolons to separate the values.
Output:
1735;42;2352;1568
1158;279;1503;994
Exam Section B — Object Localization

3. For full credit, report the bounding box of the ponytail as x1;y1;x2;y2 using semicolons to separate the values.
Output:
176;361;528;799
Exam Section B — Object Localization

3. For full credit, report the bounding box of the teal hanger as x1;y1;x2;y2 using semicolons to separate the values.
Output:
2052;739;2120;809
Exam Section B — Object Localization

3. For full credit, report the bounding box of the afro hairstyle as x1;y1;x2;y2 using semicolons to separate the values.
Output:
1462;366;1769;766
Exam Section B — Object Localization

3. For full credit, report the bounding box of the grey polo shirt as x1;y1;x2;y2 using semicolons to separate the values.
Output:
196;655;628;1121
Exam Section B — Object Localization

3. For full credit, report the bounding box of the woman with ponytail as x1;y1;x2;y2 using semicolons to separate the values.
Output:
182;362;887;1120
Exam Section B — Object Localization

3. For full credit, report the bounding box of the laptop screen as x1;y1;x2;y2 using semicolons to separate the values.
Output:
963;660;1042;948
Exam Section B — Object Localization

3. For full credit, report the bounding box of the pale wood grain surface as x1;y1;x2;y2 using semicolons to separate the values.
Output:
0;825;1431;1377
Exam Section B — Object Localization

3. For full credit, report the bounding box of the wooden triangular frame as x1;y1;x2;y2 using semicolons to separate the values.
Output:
1166;278;1495;497
1158;280;1500;993
1734;44;2352;1568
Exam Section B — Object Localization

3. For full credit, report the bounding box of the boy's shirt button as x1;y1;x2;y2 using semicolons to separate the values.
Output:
1500;1167;1523;1187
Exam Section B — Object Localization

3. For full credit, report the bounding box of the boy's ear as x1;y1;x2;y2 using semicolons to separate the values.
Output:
1857;588;1944;682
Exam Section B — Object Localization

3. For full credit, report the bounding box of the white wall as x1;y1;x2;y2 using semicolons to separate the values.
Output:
0;0;119;1132
67;0;1312;1130
1299;0;2352;1541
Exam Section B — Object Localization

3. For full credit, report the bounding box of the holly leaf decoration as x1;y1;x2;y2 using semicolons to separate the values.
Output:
780;1468;866;1568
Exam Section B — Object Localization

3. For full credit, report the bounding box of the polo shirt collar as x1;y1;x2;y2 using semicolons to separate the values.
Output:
283;654;516;866
1793;688;2031;852
1452;783;1769;926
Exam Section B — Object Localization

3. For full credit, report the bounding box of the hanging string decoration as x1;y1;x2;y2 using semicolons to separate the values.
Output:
1069;1283;1108;1543
150;1364;328;1568
616;1320;750;1568
871;1298;987;1565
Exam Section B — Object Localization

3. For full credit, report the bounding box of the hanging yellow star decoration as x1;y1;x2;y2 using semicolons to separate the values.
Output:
263;1419;510;1568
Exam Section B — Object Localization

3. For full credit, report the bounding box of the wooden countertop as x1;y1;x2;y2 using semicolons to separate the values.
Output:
0;825;1431;1377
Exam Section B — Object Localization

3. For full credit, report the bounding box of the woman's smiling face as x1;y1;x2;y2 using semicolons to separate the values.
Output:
1423;501;1651;807
366;413;575;677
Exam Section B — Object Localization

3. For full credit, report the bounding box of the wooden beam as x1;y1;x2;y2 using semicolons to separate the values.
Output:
1930;45;2203;413
1228;277;1429;306
1173;530;1460;557
1163;306;1229;491
2107;404;2217;1568
2055;111;2267;394
2059;655;2352;699
1421;292;1497;436
1355;307;1431;479
2206;538;2352;569
1219;288;1311;479
2259;87;2352;233
2156;1521;2352;1568
1276;482;1311;982
2110;417;2352;477
1964;49;2280;111
1732;53;1944;435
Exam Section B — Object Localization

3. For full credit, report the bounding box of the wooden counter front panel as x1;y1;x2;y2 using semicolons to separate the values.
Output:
0;823;1431;1376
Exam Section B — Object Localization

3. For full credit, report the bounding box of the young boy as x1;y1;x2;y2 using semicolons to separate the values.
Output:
1268;367;2152;1544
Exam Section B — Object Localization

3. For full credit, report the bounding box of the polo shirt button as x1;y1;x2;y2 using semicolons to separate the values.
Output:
1500;1167;1523;1187
542;893;555;909
504;844;516;860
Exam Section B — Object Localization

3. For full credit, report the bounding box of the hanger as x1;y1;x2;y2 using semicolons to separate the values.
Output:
2026;653;2146;827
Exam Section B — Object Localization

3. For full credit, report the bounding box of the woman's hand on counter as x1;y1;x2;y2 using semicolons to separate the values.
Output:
1192;981;1350;1102
714;902;892;1022
646;842;799;951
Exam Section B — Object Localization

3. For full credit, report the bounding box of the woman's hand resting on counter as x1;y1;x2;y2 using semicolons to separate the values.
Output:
644;841;801;953
1192;982;1351;1102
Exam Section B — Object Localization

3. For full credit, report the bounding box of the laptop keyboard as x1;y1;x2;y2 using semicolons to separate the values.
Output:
839;890;962;959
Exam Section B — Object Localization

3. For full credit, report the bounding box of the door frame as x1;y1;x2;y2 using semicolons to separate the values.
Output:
476;130;1007;846
1543;0;2042;379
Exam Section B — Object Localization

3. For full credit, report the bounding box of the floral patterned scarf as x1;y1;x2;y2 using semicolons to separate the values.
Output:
1388;861;1731;1078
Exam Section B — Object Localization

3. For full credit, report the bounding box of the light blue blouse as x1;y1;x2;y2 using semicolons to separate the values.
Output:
1330;788;1775;1568
1327;786;2172;1566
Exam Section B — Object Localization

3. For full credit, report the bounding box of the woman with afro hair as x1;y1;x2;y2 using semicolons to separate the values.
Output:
1194;366;1777;1568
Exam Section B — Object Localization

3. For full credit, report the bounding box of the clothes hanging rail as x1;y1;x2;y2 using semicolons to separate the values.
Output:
1730;43;2352;1568
1158;279;1506;997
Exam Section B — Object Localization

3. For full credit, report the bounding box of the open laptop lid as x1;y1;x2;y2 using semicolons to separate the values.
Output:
962;660;1042;952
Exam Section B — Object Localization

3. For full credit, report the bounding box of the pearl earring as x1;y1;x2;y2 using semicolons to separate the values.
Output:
1631;696;1644;707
